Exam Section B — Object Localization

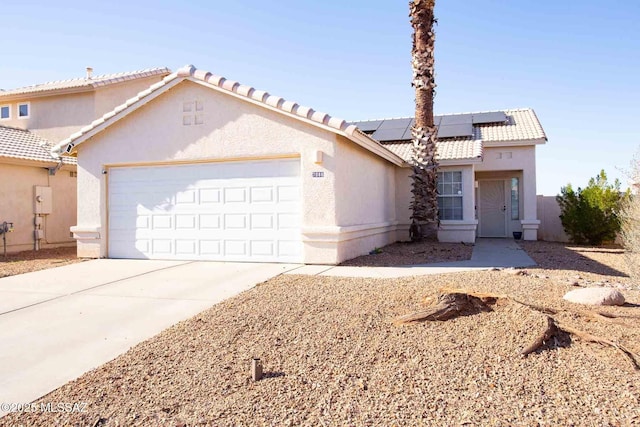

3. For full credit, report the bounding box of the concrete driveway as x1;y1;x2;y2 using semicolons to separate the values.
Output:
0;259;300;415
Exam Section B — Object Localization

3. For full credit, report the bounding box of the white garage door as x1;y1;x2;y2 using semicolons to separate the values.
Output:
108;159;302;262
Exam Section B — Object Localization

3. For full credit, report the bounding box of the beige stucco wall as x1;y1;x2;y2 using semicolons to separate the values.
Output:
328;136;399;261
74;80;399;264
1;92;95;142
537;195;569;242
93;76;168;119
395;168;412;241
0;161;76;253
0;75;166;143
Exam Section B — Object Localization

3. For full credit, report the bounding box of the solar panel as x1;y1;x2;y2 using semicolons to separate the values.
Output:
472;111;507;124
439;114;473;126
371;128;408;142
437;123;473;138
353;120;384;132
376;118;413;130
401;118;416;140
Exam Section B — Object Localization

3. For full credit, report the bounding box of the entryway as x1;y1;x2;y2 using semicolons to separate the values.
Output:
477;180;507;237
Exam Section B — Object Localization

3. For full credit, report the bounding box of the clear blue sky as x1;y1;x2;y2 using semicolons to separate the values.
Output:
2;0;638;195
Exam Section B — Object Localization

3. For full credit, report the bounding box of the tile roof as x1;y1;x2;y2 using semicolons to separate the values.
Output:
51;65;404;166
473;109;546;142
0;67;171;99
355;108;545;162
0;126;76;164
382;139;483;162
353;109;546;144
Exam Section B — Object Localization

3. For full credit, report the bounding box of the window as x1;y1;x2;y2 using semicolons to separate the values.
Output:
511;177;520;220
437;171;463;220
0;105;9;120
18;102;29;118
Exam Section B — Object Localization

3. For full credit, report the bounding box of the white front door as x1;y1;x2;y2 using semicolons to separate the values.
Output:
108;159;302;262
478;180;507;237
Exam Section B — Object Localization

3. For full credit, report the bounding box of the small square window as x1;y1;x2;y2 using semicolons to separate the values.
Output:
0;105;10;120
18;103;29;118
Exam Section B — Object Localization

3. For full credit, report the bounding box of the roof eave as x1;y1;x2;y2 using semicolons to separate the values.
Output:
0;86;94;102
483;137;547;147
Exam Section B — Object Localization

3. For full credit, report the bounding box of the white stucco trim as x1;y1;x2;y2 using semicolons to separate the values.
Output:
483;138;546;147
437;220;478;243
521;219;540;241
437;157;484;166
302;221;399;243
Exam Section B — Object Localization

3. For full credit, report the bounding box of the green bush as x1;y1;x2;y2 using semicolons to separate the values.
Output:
557;170;629;245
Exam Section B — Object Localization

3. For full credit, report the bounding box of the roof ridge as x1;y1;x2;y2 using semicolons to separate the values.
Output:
54;64;377;156
7;67;171;92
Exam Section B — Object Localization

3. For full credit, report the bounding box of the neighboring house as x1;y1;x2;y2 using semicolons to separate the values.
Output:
0;67;170;253
51;64;548;265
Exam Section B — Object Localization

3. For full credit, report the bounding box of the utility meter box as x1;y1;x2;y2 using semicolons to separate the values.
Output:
34;186;53;214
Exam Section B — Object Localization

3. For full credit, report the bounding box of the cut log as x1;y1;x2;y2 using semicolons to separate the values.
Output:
394;290;496;325
520;316;559;356
394;288;640;370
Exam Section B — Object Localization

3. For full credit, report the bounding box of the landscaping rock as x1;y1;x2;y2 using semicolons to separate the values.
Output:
563;287;625;306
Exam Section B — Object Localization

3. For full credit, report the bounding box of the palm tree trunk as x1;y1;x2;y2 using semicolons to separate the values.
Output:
409;0;439;241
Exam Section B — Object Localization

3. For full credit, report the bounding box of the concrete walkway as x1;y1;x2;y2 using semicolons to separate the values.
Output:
0;260;298;416
287;239;536;278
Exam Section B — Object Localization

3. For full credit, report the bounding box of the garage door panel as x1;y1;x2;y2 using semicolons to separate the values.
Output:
199;188;221;204
199;214;221;229
175;214;197;229
251;214;274;230
277;185;300;202
152;240;172;254
199;240;221;255
108;159;302;262
250;187;274;203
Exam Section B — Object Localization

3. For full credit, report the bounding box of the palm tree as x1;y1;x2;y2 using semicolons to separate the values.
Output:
409;0;439;241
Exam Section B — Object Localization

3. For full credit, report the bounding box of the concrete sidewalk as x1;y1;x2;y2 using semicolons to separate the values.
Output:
287;239;536;278
0;260;298;416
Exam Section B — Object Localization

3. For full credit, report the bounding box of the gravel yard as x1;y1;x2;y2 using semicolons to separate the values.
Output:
5;241;640;426
0;246;81;278
340;240;472;266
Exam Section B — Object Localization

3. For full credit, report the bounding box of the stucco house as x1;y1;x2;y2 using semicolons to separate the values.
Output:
0;67;170;253
51;64;547;265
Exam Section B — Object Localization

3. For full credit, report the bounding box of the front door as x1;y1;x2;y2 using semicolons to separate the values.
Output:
478;180;507;237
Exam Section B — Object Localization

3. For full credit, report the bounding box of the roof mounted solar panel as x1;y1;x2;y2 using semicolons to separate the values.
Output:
371;128;408;142
472;111;507;124
400;118;417;140
439;114;473;126
353;120;384;132
437;123;473;138
376;118;413;130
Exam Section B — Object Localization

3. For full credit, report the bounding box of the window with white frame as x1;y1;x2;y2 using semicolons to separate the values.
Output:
511;177;520;220
437;171;463;220
0;105;10;120
18;102;29;119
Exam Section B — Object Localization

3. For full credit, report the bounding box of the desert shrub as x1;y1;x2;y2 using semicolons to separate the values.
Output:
557;170;628;245
620;155;640;278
